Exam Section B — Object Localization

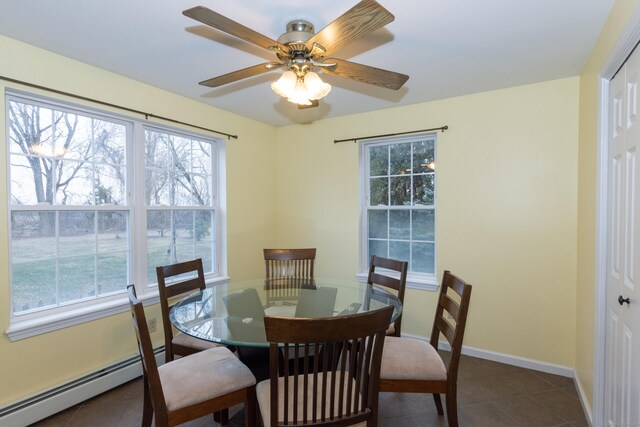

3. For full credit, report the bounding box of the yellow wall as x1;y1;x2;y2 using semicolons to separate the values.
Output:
575;0;640;411
275;77;580;366
0;35;278;405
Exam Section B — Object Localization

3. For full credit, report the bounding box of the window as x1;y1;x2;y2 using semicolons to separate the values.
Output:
360;134;436;288
144;128;217;284
6;92;225;327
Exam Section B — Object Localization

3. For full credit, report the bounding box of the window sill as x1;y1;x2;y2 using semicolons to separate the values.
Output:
355;272;439;291
5;275;230;342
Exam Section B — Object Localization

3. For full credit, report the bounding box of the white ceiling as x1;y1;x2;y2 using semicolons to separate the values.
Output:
0;0;614;127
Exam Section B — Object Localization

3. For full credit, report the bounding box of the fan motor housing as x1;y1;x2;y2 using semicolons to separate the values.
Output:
277;20;315;46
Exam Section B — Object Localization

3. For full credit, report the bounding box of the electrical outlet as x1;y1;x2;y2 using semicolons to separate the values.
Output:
148;317;157;333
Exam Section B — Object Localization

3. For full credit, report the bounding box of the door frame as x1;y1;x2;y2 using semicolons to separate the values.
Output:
594;7;640;425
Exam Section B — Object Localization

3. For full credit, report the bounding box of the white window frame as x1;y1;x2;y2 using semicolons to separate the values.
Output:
4;90;228;341
357;133;438;291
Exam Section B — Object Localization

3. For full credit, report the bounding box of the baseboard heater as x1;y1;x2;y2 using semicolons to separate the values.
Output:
0;347;164;427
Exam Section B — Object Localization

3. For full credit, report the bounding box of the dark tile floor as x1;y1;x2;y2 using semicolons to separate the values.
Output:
30;352;588;427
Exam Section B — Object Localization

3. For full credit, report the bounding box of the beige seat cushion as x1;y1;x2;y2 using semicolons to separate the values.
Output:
172;331;223;351
158;347;255;412
264;305;296;317
380;336;447;381
385;323;395;336
256;373;366;427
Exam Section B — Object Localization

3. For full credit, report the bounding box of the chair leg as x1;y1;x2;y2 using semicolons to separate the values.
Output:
141;375;153;427
433;393;444;415
215;409;229;426
245;386;257;427
445;388;459;427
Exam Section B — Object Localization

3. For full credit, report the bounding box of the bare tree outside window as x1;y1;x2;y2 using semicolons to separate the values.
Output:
144;128;215;285
9;99;129;313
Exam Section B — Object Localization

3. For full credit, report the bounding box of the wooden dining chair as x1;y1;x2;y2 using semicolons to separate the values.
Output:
127;285;257;427
379;270;472;427
156;258;223;363
367;255;408;337
264;248;316;279
257;306;393;427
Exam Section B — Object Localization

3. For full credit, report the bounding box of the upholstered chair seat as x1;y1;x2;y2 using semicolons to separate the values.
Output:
159;347;256;412
381;336;447;381
171;331;222;352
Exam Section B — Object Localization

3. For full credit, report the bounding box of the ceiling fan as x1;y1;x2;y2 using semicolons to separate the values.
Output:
183;0;409;109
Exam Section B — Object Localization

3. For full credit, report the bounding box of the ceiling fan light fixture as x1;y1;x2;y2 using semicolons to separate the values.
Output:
272;69;331;106
304;71;331;100
271;70;297;97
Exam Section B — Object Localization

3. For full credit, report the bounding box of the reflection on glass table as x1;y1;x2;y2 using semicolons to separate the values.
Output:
169;277;403;348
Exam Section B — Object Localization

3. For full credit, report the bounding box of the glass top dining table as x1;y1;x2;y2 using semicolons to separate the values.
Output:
169;277;403;348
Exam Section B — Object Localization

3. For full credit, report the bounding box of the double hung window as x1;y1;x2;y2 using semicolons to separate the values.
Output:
361;134;436;288
6;92;225;331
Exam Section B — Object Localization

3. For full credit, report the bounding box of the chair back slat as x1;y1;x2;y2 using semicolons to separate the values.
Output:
264;306;392;427
430;270;473;384
156;258;207;361
439;292;461;320
264;248;316;279
367;255;408;336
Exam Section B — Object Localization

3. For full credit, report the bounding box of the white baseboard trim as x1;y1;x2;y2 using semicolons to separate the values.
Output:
0;349;164;427
402;332;574;377
574;374;593;426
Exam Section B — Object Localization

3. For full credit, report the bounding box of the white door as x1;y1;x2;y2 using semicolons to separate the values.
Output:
605;46;640;426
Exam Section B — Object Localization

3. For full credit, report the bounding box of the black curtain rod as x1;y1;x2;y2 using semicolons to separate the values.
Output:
0;75;238;140
334;125;448;144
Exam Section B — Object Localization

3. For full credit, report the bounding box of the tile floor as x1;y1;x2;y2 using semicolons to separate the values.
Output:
30;352;588;427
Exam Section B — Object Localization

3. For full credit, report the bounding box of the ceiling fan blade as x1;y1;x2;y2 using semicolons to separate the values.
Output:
199;62;283;87
323;58;408;90
183;6;288;53
305;0;394;56
298;100;320;109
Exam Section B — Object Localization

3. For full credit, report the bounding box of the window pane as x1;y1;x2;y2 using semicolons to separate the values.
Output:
174;210;195;242
192;174;211;205
59;211;96;257
59;255;96;303
94;164;125;205
389;241;410;263
389;143;411;175
412;210;435;241
11;211;56;261
369;145;388;176
368;209;388;239
172;173;196;206
389;210;410;239
56;160;94;205
145;131;170;168
97;211;128;252
411;242;435;274
97;251;128;296
390;176;411;206
413;174;435;206
146;209;215;278
194;211;213;242
368;239;387;259
93;121;126;166
171;136;191;173
413;140;435;174
369;178;388;206
10;154;53;205
146;169;169;206
193;140;212;175
12;260;57;312
60;114;91;161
